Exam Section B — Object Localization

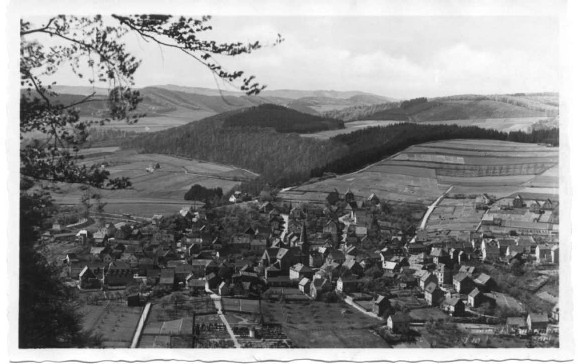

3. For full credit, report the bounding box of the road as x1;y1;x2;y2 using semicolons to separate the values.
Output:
418;185;453;230
211;294;241;348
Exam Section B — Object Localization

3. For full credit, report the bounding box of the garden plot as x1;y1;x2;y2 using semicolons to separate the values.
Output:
79;303;143;348
261;300;389;348
426;198;485;232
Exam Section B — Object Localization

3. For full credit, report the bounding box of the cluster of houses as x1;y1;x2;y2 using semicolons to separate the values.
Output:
46;187;559;340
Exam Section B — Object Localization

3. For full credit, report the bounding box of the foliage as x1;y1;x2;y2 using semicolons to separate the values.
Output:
19;191;98;348
184;184;223;202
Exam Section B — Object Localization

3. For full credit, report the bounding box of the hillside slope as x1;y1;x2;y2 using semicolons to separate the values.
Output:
279;139;558;206
324;93;559;122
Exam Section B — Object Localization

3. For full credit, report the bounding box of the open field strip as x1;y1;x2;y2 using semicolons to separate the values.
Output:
416;117;545;132
300;120;403;139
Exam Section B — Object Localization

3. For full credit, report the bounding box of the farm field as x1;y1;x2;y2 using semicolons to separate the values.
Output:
79;303;143;348
79;110;215;133
417;117;546;132
301;120;404;139
261;299;389;348
49;149;258;216
279;139;558;207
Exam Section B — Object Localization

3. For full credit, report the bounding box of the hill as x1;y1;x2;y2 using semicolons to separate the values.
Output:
221;104;343;133
279;139;558;206
41;85;392;122
124;108;349;187
324;93;559;122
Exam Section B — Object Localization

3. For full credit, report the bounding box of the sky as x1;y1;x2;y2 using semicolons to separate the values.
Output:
29;15;560;99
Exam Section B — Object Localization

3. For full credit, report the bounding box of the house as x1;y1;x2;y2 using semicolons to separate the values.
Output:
430;247;450;265
336;277;362;294
249;238;267;253
506;317;528;334
159;268;176;290
310;277;330;300
459;265;476;276
261;248;279;267
326;250;346;265
387;312;410;334
434;263;452;285
309;251;325;268
517;236;537;254
79;265;102;289
424;282;444;306
299;277;312;295
190;259;218;277
229;191;243;204
383;261;401;273
475;194;492;210
473;273;495;291
372;295;390;316
103;261;133;289
535;244;553;264
442;297;465;316
275;248;300;272
205;272;220;290
289;263;313;281
453;272;475;294
186;276;207;294
343;259;363;276
468;288;483;307
419;272;438;291
174;264;194;284
527;312;549;332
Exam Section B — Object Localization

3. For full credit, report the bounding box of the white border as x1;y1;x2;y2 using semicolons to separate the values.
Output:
3;0;576;363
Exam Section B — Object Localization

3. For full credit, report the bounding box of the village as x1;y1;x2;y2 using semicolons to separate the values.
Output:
42;188;560;348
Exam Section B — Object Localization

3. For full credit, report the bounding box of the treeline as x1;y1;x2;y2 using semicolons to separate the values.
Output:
311;124;559;176
184;184;223;202
222;103;343;133
400;97;428;109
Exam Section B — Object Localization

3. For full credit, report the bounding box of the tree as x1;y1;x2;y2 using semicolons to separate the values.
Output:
20;14;281;348
21;15;282;189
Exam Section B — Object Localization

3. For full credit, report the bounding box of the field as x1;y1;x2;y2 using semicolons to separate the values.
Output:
79;303;143;348
301;120;403;139
301;117;545;140
79;110;215;133
426;198;485;232
417;117;546;132
261;298;390;348
50;148;259;217
279;139;558;208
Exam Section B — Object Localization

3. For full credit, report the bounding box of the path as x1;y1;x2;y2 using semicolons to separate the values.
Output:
210;294;240;348
418;185;453;230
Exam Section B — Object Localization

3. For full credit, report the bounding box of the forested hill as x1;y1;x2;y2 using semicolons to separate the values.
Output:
324;93;559;122
221;104;343;133
125;102;558;192
124;108;349;186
